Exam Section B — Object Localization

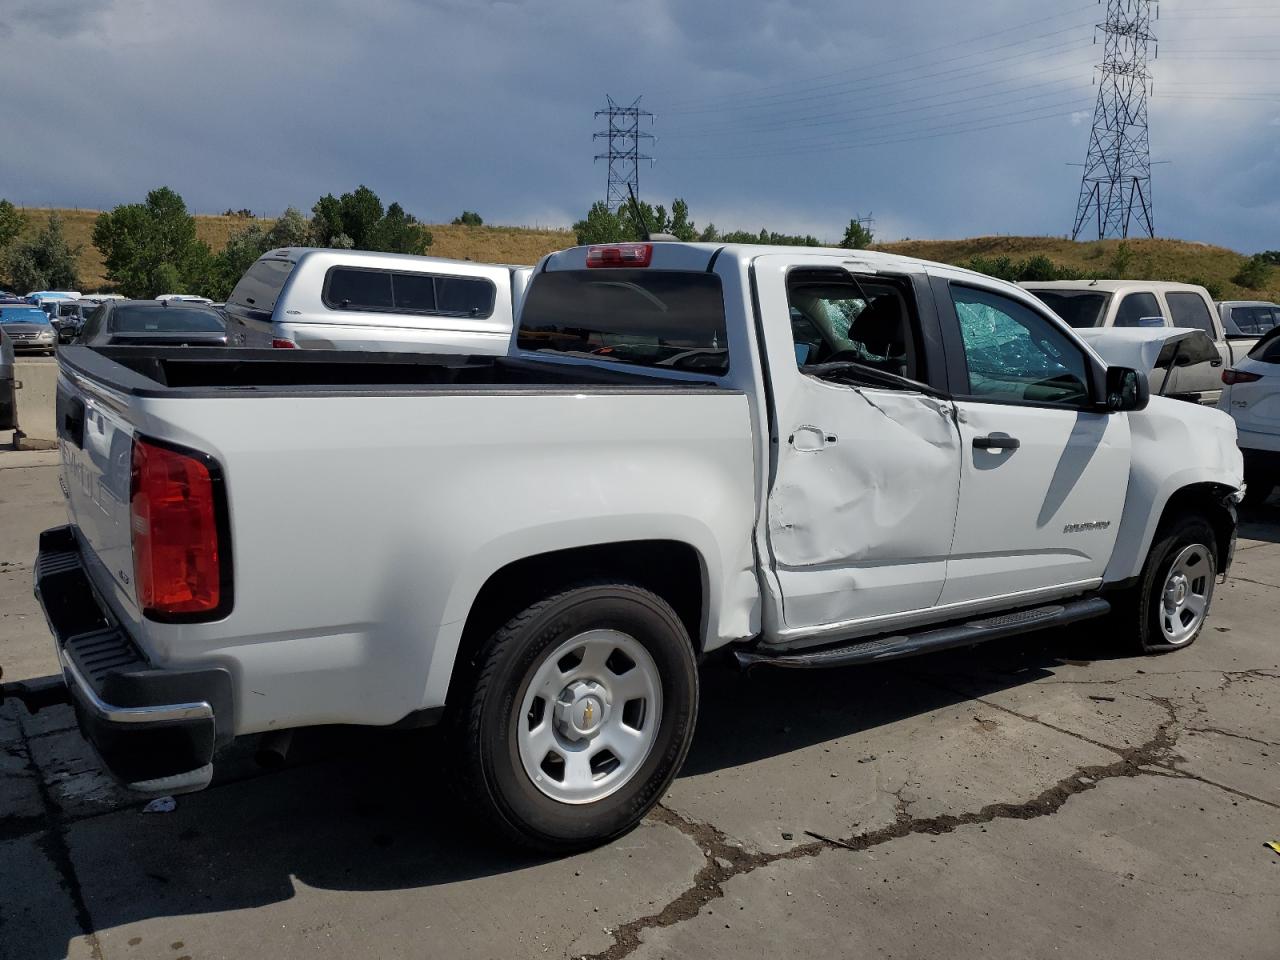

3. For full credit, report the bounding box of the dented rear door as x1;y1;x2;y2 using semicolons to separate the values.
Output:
752;254;963;632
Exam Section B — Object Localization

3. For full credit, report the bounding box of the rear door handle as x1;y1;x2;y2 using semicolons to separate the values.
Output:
973;434;1019;450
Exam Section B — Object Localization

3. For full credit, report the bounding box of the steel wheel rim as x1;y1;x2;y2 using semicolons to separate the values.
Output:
516;629;663;805
1159;543;1213;645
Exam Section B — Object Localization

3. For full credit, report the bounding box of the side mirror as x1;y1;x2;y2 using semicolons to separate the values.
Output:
1104;366;1149;412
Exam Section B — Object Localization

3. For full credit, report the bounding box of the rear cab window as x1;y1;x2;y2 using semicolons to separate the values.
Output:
229;258;295;312
1028;290;1111;329
517;270;728;375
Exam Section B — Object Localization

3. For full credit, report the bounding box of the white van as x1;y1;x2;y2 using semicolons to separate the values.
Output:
223;248;532;353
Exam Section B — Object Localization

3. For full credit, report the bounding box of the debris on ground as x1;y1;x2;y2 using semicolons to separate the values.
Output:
142;796;176;814
1266;841;1280;857
1088;695;1117;702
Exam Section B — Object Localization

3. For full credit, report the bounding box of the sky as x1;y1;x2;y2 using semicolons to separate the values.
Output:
0;0;1276;251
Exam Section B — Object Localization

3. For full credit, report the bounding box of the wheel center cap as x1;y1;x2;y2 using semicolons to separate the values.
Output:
1165;574;1188;609
554;680;611;741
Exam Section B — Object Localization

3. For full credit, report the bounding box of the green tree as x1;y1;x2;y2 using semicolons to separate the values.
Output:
1109;241;1135;279
699;223;720;243
452;211;484;226
310;187;431;253
1233;254;1273;290
264;206;311;249
668;199;697;241
573;202;626;244
840;218;874;250
0;200;27;257
371;202;433;255
4;213;80;292
92;187;212;297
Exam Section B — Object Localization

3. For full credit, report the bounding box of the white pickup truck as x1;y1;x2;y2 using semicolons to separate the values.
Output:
1023;280;1260;405
10;242;1244;851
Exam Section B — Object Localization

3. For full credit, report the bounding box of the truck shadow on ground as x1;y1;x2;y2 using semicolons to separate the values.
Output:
10;622;1147;960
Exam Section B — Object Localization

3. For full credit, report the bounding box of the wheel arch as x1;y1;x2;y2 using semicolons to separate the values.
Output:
443;539;709;710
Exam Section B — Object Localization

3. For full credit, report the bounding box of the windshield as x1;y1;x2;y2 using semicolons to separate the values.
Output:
0;307;52;325
1026;290;1112;328
517;269;729;374
110;305;224;333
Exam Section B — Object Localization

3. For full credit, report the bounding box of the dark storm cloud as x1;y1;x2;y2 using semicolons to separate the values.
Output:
0;0;1273;251
0;0;114;38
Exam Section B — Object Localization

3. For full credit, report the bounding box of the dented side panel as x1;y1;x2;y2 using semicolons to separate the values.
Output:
767;382;962;628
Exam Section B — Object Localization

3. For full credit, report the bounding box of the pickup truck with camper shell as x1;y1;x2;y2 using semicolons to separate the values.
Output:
1022;279;1260;406
3;241;1244;851
222;248;532;354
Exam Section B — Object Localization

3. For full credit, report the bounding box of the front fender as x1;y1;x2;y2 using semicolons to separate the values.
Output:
1105;399;1244;583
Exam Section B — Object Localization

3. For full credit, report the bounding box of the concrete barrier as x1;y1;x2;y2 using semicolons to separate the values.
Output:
8;359;59;446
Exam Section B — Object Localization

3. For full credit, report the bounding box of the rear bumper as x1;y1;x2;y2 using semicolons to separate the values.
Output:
32;526;233;794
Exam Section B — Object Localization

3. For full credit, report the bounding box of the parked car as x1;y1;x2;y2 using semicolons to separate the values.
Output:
1219;326;1280;505
0;304;56;354
1218;300;1280;339
1022;280;1257;405
222;248;532;352
53;299;102;337
16;242;1242;851
72;299;227;348
156;294;214;304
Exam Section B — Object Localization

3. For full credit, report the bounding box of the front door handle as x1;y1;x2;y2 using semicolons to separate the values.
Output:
973;434;1019;451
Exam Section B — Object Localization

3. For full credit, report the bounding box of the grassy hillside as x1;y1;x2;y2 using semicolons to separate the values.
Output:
877;236;1280;303
13;208;1277;303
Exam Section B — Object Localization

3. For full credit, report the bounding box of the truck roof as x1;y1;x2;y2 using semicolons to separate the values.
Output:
1020;279;1211;294
542;241;973;278
259;247;531;273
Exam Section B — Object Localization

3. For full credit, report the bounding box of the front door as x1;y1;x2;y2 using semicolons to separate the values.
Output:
759;258;963;631
934;277;1129;606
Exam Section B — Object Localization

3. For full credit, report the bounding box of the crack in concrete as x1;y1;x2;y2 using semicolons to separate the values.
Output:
586;671;1280;960
1184;725;1280;748
7;728;103;960
582;710;1184;960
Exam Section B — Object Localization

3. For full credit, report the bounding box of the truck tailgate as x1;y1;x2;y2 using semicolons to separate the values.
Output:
55;367;141;625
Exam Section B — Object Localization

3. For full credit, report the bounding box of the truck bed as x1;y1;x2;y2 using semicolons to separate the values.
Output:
59;346;714;396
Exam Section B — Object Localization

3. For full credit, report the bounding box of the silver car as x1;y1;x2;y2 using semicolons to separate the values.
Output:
0;304;57;354
1218;300;1280;338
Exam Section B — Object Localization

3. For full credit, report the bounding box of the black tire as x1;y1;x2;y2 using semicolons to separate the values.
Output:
455;581;698;852
1114;516;1218;654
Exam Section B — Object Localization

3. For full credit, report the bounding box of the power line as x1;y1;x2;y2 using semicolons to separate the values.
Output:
665;27;1095;118
658;3;1100;111
593;96;654;213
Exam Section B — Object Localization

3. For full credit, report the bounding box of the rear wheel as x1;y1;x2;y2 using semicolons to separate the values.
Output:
1116;516;1218;654
455;581;698;852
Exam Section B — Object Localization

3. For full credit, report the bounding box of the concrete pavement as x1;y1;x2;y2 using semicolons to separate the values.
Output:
1;451;1277;959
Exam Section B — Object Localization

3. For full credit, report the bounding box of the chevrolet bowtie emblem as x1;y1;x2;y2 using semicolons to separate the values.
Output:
582;702;594;725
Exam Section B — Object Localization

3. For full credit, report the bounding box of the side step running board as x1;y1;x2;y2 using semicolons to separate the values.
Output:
736;596;1112;670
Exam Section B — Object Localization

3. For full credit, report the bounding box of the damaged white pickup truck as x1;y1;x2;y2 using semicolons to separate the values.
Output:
8;242;1244;850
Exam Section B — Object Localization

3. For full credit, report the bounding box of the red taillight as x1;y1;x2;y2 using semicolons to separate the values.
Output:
586;243;652;268
272;337;297;348
1223;369;1262;385
130;438;226;619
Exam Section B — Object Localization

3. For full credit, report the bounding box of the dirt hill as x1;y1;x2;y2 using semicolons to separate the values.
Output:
13;208;1277;303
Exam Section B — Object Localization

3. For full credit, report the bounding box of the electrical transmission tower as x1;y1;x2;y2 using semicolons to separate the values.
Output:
594;96;655;212
1071;0;1158;241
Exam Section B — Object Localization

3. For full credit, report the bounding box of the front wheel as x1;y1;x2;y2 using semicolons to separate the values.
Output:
1116;517;1218;654
455;582;698;852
